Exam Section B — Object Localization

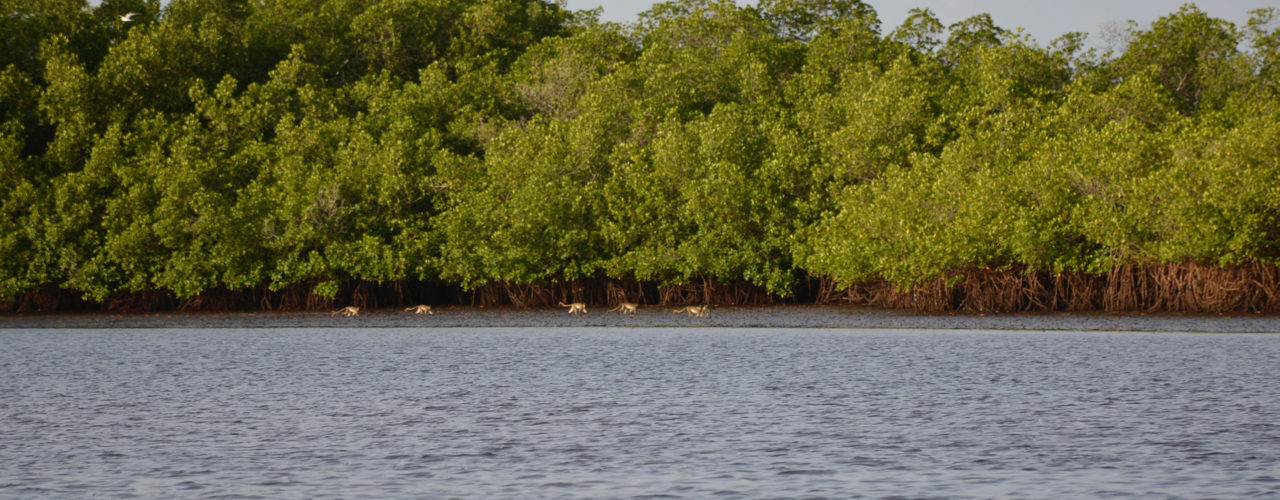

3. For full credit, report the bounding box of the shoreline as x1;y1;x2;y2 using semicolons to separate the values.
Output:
3;305;1280;333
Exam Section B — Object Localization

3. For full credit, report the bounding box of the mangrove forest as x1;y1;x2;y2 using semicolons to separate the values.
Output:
3;0;1280;313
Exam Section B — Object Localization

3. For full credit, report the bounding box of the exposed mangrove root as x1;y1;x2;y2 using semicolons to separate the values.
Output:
659;282;706;306
469;280;610;307
606;281;631;306
1049;272;1105;312
844;278;952;312
658;279;784;306
813;276;844;305
837;262;1280;314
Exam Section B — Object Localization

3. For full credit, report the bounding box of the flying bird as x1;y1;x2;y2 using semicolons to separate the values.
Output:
120;12;139;22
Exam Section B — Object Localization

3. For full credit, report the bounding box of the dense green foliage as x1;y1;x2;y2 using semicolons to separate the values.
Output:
2;0;1279;305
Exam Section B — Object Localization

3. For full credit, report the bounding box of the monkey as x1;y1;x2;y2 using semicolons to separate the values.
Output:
332;306;360;317
608;302;639;315
558;301;587;315
672;305;709;318
404;304;433;315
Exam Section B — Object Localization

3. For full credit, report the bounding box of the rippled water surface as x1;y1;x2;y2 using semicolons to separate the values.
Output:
3;327;1279;498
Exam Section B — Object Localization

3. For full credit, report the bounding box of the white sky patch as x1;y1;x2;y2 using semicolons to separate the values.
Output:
562;0;1275;47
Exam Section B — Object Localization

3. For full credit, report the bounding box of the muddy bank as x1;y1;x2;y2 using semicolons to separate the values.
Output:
3;305;1280;333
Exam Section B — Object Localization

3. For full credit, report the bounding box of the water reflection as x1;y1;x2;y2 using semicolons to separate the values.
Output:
2;328;1277;498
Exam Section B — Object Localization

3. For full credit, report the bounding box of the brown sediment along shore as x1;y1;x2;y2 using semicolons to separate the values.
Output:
3;305;1279;333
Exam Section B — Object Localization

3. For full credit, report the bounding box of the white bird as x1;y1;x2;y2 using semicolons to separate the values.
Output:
120;12;139;22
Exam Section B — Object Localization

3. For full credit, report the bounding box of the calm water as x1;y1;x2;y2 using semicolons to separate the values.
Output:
2;327;1279;498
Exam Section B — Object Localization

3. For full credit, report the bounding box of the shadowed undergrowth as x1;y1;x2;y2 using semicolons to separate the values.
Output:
8;263;1280;314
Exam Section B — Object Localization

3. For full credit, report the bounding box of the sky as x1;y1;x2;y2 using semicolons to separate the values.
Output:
561;0;1276;47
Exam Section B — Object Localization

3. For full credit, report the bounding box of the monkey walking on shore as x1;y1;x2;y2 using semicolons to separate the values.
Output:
559;301;587;315
608;302;639;315
672;305;709;318
405;304;433;315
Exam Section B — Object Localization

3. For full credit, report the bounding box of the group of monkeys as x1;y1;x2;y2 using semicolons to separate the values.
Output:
330;302;710;317
556;302;710;318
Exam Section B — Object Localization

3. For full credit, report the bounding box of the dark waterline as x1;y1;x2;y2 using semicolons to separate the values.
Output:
3;327;1279;498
